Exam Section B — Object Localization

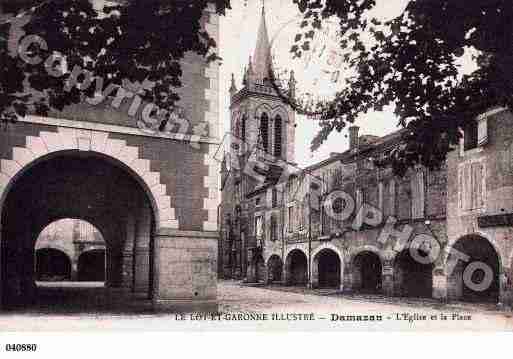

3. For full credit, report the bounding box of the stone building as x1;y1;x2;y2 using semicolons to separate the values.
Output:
0;2;220;312
219;7;513;305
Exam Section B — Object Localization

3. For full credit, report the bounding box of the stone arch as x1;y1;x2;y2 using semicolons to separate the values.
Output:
254;103;273;120
0;126;179;231
34;243;74;264
348;246;384;294
311;243;344;289
285;248;308;286
446;233;502;303
311;242;344;264
445;232;504;274
348;245;384;267
269;106;289;124
284;243;308;261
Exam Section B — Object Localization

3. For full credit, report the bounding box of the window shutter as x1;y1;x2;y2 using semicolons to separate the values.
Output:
471;162;484;209
411;171;425;219
477;117;488;147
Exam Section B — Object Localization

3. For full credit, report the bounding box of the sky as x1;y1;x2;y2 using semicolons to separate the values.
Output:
218;0;408;168
217;0;477;168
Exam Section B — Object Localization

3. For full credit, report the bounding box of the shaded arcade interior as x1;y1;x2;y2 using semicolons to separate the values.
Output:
35;218;107;282
313;249;341;289
267;255;283;283
35;248;72;281
394;249;434;298
448;235;500;303
286;250;308;286
77;249;106;282
0;153;155;311
352;251;382;294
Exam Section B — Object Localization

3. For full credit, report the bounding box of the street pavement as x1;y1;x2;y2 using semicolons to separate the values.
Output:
0;280;512;331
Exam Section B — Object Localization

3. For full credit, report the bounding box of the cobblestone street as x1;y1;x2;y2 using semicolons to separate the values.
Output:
0;280;511;331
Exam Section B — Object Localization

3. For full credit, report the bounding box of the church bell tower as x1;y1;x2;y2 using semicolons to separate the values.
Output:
228;4;296;177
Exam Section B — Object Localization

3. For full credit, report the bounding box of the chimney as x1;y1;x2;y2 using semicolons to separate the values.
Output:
349;126;360;152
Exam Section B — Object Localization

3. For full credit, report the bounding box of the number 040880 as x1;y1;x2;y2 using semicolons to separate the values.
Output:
5;344;37;352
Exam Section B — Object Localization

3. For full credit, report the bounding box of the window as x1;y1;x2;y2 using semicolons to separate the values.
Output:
321;205;327;235
255;215;264;238
287;176;296;199
274;115;282;157
255;197;261;206
260;113;269;153
288;206;294;232
459;161;485;211
270;216;278;242
298;202;304;230
464;121;478;151
272;188;278;208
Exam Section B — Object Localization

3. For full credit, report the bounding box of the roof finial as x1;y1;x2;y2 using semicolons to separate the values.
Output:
262;0;265;14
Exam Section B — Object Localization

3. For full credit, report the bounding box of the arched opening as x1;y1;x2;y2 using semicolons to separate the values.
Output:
0;152;156;311
78;250;106;282
267;255;283;283
352;251;382;294
35;248;72;281
253;254;266;283
241;115;247;143
448;235;500;303
274;115;282;157
286;249;307;286
34;218;107;283
394;249;434;298
316;249;341;288
260;113;269;153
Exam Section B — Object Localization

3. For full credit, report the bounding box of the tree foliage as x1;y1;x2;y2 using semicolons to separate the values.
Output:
0;0;230;125
285;0;513;175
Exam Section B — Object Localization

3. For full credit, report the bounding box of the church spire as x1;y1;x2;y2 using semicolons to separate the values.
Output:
252;2;272;82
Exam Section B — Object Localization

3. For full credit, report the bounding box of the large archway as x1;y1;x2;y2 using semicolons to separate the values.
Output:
286;249;308;286
315;249;341;288
267;255;283;283
35;248;72;281
0;152;156;310
78;250;106;282
394;249;434;298
447;235;500;303
352;251;382;294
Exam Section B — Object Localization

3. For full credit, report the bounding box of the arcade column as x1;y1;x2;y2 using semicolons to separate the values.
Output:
382;260;394;297
134;202;151;295
152;229;218;313
432;266;448;302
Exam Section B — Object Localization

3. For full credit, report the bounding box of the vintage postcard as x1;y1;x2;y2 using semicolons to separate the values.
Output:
1;0;513;342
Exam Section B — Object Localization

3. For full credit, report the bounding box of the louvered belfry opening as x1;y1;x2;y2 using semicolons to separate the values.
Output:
260;113;269;153
274;115;282;157
241;115;247;143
